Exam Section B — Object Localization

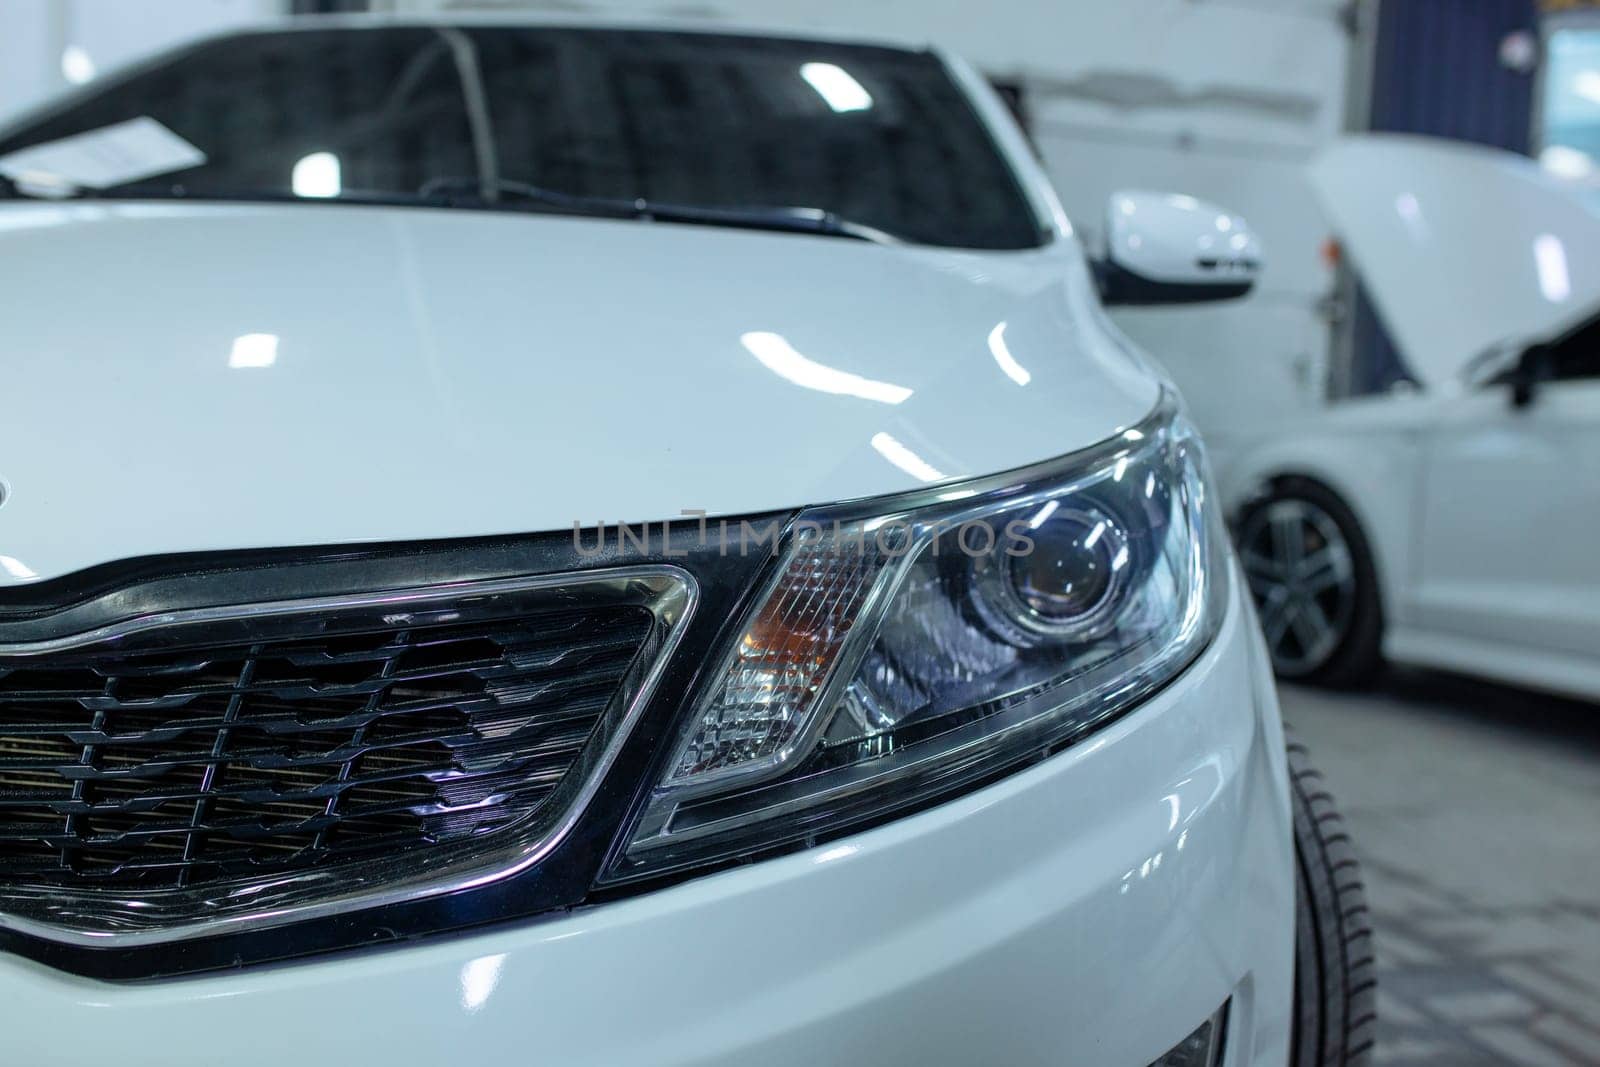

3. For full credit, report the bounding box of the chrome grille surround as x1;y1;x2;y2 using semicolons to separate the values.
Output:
0;567;695;946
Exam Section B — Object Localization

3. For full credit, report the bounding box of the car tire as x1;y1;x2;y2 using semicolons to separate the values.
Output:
1288;732;1376;1067
1236;477;1383;687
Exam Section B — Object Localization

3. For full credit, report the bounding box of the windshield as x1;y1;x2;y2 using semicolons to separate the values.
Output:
0;26;1044;250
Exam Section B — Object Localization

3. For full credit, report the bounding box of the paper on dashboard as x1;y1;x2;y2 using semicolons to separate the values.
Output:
0;117;205;195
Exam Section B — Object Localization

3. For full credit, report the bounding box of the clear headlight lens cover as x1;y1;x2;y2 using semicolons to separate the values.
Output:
605;397;1229;883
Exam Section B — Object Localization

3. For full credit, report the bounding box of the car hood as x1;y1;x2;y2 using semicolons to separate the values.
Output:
0;202;1157;585
1310;134;1600;387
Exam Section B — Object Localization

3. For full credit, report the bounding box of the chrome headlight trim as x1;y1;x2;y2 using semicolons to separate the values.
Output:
606;391;1229;884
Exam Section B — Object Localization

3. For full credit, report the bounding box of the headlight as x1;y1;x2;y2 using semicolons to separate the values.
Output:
603;394;1229;883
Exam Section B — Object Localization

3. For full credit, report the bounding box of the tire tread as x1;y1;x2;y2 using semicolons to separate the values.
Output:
1288;734;1377;1067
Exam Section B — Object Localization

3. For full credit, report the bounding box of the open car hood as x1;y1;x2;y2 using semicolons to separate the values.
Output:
1310;134;1600;387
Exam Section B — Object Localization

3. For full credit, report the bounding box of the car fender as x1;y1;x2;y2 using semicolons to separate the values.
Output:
1211;413;1426;632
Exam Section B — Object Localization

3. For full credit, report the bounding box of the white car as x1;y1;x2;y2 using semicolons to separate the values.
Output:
1219;136;1600;699
0;18;1368;1067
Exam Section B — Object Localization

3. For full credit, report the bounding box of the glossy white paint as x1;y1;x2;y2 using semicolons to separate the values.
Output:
0;589;1296;1067
0;201;1156;586
1105;189;1262;290
1212;396;1427;636
1215;384;1600;702
1216;135;1600;702
1311;134;1600;387
0;31;1298;1060
1412;377;1600;690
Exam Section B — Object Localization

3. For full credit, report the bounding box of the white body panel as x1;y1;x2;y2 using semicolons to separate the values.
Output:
1411;378;1600;683
0;201;1156;586
0;591;1295;1067
1213;396;1427;632
1216;383;1600;702
0;26;1297;1062
1217;136;1600;702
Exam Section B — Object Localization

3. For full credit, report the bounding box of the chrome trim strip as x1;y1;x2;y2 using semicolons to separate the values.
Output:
0;565;697;947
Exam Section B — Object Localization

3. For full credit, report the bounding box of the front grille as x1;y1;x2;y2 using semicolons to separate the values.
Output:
0;583;670;917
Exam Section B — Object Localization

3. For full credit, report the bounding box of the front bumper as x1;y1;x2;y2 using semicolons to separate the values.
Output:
0;582;1294;1067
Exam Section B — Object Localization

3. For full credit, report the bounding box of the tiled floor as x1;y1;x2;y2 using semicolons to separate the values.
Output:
1283;673;1600;1066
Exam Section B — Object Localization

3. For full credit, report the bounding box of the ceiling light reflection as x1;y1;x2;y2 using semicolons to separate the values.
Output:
987;322;1031;386
1535;233;1571;303
292;152;341;198
459;953;506;1013
61;45;96;85
1575;69;1600;106
1541;144;1597;181
1028;500;1059;530
814;844;858;864
0;556;39;581
870;432;946;483
1394;192;1430;242
800;62;874;112
229;333;279;369
741;331;911;405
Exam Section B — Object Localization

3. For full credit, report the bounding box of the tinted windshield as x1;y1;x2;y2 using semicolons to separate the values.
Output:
0;26;1044;250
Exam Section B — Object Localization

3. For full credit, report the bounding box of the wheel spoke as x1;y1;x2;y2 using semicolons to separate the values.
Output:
1288;597;1335;656
1240;546;1282;580
1296;546;1352;593
1239;495;1361;676
1245;570;1279;599
1270;510;1307;569
1262;597;1294;649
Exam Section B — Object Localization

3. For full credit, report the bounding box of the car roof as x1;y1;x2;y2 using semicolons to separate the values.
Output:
212;10;934;56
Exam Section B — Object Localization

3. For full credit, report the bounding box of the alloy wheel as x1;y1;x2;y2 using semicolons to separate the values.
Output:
1237;498;1358;677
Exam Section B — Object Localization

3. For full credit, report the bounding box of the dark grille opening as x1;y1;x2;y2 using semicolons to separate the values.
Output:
0;667;106;696
0;604;654;894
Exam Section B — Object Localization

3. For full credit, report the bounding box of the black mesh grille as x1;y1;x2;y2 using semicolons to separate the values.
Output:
0;606;652;891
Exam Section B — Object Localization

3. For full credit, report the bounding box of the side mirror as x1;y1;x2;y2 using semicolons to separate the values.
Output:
1096;190;1262;306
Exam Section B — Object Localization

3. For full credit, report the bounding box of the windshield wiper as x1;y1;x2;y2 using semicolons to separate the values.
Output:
418;177;896;244
0;171;894;245
636;200;897;244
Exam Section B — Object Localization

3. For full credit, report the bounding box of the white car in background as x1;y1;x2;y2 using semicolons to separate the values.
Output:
1221;136;1600;699
0;17;1369;1066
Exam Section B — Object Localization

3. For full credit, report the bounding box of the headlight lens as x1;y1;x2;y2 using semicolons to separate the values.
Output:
604;396;1229;883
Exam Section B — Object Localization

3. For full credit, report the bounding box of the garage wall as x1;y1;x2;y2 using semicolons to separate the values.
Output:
0;0;283;124
1010;2;1356;437
0;1;62;122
